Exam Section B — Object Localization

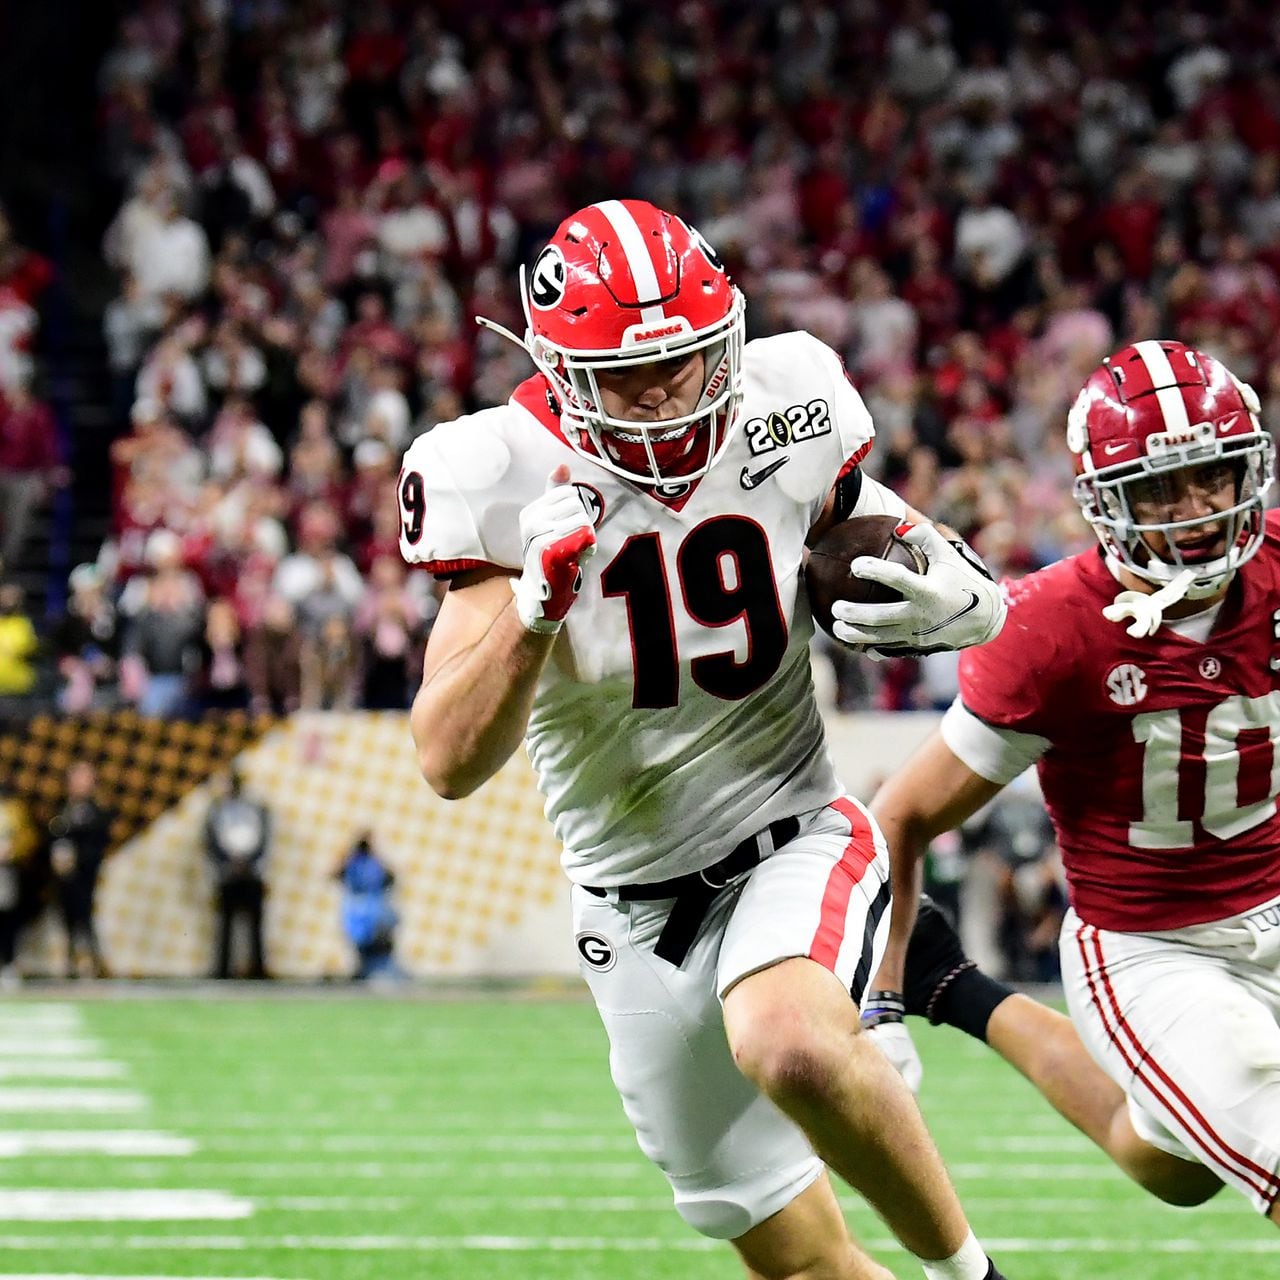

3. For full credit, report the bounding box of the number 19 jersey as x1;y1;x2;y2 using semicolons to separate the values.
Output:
399;331;876;886
953;514;1280;932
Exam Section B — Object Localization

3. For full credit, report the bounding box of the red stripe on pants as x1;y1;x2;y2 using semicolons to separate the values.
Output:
1077;923;1280;1204
809;798;878;971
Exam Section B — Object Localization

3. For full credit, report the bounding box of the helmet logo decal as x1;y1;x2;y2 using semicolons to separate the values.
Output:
682;218;723;270
1106;663;1148;707
1066;390;1089;454
529;246;568;309
572;483;606;527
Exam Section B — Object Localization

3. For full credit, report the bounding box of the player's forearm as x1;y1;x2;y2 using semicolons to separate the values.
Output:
869;809;929;990
411;602;555;800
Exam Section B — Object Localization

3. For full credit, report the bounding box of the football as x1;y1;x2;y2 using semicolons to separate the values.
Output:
805;515;928;638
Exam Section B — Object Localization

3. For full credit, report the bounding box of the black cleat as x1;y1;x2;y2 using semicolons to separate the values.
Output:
902;895;974;1021
984;1261;1009;1280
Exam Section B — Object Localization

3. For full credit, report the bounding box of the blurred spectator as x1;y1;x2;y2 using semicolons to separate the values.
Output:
962;776;1064;982
0;376;66;572
119;529;205;717
130;188;210;301
135;330;208;425
335;829;402;981
54;564;121;712
0;784;34;987
245;593;302;715
103;274;166;423
194;597;250;711
0;583;38;697
300;613;359;711
48;762;113;979
204;767;270;979
355;555;420;710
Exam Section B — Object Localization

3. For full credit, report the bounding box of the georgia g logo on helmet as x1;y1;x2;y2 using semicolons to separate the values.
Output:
529;245;567;310
682;219;724;271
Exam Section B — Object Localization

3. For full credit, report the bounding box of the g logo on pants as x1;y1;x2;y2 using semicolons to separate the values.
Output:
576;931;616;971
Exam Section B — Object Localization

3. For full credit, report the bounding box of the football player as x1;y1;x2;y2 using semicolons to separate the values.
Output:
400;200;1009;1280
864;340;1280;1226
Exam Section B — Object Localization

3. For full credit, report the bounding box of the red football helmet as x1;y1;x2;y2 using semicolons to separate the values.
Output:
1067;340;1273;597
495;200;745;486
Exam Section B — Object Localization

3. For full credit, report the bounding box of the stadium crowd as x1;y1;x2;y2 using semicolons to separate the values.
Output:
3;0;1279;724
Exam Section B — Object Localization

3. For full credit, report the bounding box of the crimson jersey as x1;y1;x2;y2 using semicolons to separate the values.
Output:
958;509;1280;932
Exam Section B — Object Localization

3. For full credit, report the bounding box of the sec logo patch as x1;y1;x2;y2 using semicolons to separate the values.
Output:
575;931;616;972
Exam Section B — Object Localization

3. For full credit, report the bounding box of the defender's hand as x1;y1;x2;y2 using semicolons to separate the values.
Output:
862;989;924;1095
512;465;597;634
831;522;1005;655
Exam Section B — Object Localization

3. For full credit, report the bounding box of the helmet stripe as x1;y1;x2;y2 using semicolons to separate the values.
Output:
1132;340;1191;435
591;200;667;324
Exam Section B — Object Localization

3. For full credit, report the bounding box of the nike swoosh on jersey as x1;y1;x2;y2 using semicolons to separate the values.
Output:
915;591;981;638
740;457;790;489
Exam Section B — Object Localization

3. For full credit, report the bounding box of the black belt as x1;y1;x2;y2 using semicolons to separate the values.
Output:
582;815;801;967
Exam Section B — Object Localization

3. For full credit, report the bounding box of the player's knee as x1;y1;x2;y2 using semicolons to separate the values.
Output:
1142;1176;1224;1207
1129;1160;1224;1207
730;1022;839;1106
676;1194;755;1240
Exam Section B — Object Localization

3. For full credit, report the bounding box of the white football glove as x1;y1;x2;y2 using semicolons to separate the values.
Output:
831;522;1005;655
861;989;923;1095
511;467;597;635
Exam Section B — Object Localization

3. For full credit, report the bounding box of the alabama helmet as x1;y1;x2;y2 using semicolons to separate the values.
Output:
1067;339;1273;599
495;200;746;486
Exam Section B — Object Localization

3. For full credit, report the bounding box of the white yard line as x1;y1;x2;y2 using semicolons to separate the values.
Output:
0;1190;252;1221
973;1135;1095;1152
0;1004;83;1024
267;1196;416;1210
0;1062;125;1080
0;1089;144;1113
92;1160;653;1179
0;1132;195;1158
205;1134;636;1153
0;1039;102;1058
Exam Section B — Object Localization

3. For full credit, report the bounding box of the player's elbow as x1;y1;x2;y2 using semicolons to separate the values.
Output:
870;783;930;848
416;749;478;801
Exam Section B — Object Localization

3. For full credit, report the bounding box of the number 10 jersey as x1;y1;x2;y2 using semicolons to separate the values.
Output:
949;516;1280;933
398;331;876;886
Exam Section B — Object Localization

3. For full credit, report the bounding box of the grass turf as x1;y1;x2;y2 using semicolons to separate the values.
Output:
0;992;1272;1279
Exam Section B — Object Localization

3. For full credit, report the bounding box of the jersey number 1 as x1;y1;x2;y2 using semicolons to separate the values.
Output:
600;516;788;708
1131;692;1280;847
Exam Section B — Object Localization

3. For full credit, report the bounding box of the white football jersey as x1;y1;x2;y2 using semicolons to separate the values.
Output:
399;331;875;885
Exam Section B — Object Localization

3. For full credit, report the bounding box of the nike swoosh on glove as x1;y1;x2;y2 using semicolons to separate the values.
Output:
512;467;597;634
831;522;1005;655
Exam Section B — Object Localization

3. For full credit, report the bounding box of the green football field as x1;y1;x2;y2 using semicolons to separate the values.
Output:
0;992;1274;1280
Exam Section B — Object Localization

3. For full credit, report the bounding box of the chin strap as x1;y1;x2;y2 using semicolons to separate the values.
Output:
1101;568;1198;638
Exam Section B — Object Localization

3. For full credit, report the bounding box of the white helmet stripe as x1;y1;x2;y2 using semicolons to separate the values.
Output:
1133;340;1191;435
592;200;667;324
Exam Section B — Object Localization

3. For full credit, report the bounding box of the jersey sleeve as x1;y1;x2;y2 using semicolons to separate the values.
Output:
940;698;1050;785
956;572;1074;737
764;332;876;526
808;335;875;474
397;418;522;577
